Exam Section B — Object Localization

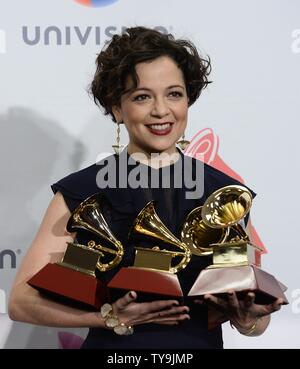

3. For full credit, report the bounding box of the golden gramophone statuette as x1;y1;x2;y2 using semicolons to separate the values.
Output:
182;185;288;305
108;201;191;299
28;193;124;309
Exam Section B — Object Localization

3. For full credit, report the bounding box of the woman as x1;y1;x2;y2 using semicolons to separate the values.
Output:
9;26;283;349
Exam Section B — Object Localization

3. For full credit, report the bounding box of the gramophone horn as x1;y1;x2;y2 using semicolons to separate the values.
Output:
181;206;229;256
130;201;191;273
67;193;124;272
201;185;252;227
201;185;252;241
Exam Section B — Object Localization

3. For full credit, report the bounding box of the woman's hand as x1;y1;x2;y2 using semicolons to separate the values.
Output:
195;290;284;333
112;291;190;327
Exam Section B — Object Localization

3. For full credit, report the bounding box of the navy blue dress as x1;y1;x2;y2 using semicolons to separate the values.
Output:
51;147;255;349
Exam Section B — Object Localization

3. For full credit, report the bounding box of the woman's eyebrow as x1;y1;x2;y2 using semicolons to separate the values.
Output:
167;85;185;89
130;85;185;92
131;87;152;92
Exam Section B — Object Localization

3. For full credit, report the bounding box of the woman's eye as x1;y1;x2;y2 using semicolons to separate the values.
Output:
169;91;183;98
133;94;150;101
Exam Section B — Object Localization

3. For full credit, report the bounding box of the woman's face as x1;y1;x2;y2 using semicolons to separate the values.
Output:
113;56;189;157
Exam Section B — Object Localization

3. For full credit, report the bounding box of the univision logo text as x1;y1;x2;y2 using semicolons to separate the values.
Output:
0;289;6;314
0;249;20;269
22;25;169;46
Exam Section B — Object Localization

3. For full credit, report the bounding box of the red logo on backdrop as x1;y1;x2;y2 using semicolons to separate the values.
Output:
74;0;119;7
184;128;266;264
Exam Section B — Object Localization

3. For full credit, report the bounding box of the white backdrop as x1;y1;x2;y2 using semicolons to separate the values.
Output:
0;0;299;348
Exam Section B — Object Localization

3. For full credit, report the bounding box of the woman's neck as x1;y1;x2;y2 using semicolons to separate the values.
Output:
126;144;180;169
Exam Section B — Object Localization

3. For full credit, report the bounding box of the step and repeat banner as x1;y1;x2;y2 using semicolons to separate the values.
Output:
0;0;299;348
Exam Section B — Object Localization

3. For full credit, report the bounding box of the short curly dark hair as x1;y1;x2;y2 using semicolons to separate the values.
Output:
90;26;211;122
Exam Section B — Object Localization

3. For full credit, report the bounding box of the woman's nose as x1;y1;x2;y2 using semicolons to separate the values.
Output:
151;98;170;117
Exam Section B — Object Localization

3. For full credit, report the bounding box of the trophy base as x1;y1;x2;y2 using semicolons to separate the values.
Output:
108;267;184;302
188;265;288;305
28;263;108;310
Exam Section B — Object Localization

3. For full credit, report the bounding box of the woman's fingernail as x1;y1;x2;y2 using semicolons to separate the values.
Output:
129;291;135;299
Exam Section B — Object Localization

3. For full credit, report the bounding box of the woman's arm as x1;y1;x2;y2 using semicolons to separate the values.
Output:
8;192;107;328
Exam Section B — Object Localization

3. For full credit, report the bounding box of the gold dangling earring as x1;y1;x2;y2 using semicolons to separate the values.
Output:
176;132;190;151
112;122;124;155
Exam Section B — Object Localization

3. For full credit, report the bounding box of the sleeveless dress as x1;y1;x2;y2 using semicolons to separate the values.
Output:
51;147;255;349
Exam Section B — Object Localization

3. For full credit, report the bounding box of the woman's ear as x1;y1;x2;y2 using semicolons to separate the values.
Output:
112;105;123;123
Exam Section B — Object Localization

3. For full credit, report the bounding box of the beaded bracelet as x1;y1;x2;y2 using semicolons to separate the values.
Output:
100;303;134;336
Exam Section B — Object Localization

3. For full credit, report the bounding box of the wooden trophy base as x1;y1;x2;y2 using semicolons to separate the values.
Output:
108;267;184;302
28;263;108;310
188;265;288;305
